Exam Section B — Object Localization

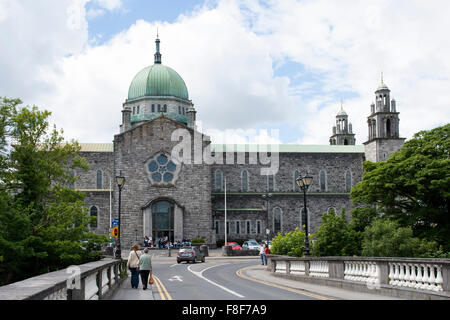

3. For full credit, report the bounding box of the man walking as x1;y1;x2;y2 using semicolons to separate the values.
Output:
139;248;152;290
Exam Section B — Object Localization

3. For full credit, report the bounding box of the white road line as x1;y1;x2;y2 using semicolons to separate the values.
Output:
187;263;245;298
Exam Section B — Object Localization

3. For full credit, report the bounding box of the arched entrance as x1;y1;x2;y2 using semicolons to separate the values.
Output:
151;201;174;242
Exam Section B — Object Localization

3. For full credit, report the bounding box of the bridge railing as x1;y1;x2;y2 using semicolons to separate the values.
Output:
267;256;450;300
0;258;127;300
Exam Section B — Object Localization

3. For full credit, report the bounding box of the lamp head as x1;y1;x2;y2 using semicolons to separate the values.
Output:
116;175;126;190
296;175;313;191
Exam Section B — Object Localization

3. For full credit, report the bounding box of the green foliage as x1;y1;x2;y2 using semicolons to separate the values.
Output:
361;219;440;258
312;209;353;256
0;97;107;285
271;227;310;257
191;238;205;244
351;124;450;250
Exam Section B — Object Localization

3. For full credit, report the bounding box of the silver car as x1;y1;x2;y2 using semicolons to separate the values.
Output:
242;240;260;250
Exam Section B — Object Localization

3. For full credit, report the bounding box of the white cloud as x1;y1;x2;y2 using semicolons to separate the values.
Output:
1;0;449;146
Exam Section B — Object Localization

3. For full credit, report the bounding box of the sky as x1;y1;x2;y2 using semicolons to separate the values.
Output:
1;0;449;145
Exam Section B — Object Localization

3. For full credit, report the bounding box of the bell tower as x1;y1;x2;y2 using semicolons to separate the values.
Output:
364;75;405;162
329;103;355;145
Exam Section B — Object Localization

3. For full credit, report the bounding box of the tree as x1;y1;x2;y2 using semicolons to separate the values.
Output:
361;219;439;258
351;124;450;250
312;209;354;256
0;97;107;285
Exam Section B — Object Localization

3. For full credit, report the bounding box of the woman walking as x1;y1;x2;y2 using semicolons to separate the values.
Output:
127;243;141;289
139;248;152;290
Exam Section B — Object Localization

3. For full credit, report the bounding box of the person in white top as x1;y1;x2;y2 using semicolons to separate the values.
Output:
259;243;267;265
127;243;142;289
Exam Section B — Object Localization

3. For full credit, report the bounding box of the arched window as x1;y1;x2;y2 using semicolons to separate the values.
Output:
90;206;98;228
273;207;282;235
327;207;337;215
241;170;249;192
246;220;251;234
345;170;352;192
267;174;274;192
256;220;261;234
320;170;327;192
236;221;240;234
158;104;161;112
152;104;155;113
294;170;301;191
163;104;167;112
344;139;349;145
386;119;391;137
96;170;103;189
215;170;223;191
136;105;140;114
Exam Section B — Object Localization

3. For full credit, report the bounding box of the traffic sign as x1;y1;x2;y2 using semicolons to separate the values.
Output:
112;219;119;227
112;226;119;239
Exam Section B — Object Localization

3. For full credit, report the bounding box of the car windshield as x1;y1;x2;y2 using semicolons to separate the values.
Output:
249;241;259;245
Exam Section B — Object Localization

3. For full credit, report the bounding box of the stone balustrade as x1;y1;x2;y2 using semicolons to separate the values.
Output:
0;258;127;300
268;256;450;300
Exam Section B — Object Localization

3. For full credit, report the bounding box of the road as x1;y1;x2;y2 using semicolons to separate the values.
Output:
148;259;320;300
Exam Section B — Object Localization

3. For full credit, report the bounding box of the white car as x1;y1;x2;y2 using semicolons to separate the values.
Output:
242;240;260;250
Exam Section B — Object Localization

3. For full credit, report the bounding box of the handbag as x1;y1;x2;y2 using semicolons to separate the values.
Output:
135;250;140;270
149;272;154;285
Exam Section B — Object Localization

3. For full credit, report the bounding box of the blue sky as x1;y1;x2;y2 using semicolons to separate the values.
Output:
1;0;449;144
86;0;206;44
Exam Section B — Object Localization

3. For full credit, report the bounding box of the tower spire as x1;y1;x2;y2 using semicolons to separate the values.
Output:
381;72;384;85
154;30;162;64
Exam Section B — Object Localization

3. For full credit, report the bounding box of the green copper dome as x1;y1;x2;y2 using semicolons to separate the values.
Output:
127;64;189;101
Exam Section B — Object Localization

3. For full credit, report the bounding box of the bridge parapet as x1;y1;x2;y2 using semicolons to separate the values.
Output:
0;258;127;300
267;256;450;300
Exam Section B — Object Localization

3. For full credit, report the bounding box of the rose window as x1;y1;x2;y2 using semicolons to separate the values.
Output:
146;153;180;185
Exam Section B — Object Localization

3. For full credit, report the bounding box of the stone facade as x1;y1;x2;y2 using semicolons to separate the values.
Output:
72;39;405;248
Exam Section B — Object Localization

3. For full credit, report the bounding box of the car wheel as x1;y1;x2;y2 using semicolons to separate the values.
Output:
202;256;205;263
177;260;180;264
193;257;196;263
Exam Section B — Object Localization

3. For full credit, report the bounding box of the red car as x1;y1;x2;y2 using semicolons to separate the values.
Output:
226;242;242;250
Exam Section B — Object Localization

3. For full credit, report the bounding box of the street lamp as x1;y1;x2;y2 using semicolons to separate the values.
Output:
262;193;272;245
296;174;313;256
115;173;126;259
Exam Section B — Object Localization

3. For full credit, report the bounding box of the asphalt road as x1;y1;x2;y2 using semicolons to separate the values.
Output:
151;259;318;300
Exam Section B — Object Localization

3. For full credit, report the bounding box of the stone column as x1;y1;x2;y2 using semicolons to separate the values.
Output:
174;205;184;241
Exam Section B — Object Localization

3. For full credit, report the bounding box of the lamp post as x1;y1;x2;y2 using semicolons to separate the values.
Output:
115;173;126;259
262;193;272;245
296;174;313;256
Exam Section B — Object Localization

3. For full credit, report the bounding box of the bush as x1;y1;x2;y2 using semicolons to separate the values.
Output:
361;219;440;257
312;209;354;256
271;228;310;257
192;238;205;244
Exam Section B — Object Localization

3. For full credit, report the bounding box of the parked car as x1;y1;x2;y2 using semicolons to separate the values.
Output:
177;246;205;263
226;242;242;250
242;240;260;250
262;240;273;250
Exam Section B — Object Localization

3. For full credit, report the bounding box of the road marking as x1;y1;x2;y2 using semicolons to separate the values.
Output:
153;275;173;300
187;263;245;298
236;266;333;300
169;275;183;282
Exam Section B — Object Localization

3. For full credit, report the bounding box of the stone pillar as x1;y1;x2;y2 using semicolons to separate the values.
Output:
174;205;184;242
186;106;197;130
121;107;132;132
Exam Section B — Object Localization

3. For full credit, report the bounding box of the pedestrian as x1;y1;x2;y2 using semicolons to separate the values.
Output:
126;243;141;289
139;248;152;290
259;243;267;265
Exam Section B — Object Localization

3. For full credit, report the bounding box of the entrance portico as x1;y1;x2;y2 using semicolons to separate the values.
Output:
142;198;184;243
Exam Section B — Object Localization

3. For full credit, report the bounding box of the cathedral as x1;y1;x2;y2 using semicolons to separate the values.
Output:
74;36;405;248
